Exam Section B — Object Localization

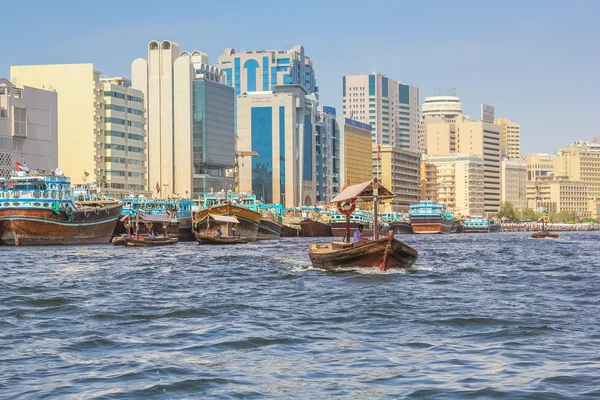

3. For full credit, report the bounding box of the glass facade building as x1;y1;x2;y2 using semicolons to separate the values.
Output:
191;78;235;197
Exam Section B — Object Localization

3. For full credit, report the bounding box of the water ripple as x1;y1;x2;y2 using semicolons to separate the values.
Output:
0;232;599;398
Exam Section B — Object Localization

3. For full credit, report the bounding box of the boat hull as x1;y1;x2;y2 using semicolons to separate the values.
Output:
532;231;559;239
177;217;194;241
300;219;333;237
258;218;282;240
463;226;490;233
194;205;260;242
281;224;300;237
389;222;413;234
0;205;123;246
112;236;178;247
308;232;418;271
411;217;456;234
195;234;249;245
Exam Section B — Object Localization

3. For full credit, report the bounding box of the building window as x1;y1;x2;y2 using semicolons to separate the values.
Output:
128;146;143;153
128;133;144;141
105;130;126;138
251;107;273;203
105;143;125;151
13;107;27;137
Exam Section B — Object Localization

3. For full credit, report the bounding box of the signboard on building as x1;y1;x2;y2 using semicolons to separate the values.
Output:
322;106;336;116
481;104;495;123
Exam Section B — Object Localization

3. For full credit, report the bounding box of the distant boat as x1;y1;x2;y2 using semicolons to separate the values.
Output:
112;213;178;247
462;216;491;233
409;200;457;234
194;204;261;242
308;179;418;272
195;213;249;244
300;218;333;237
532;215;558;239
0;170;122;246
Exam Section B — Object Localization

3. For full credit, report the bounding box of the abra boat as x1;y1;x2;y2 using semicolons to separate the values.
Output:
532;215;558;239
195;213;249;245
409;200;456;234
112;213;178;247
0;169;122;246
300;218;333;237
308;179;418;271
114;196;192;241
194;204;260;241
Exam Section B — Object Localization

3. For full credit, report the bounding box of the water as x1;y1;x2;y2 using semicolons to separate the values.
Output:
1;232;599;399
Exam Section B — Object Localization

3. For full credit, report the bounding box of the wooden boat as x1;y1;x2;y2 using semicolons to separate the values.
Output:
194;204;260;241
0;170;122;246
532;215;558;239
308;178;419;272
531;230;559;239
195;213;249;245
300;218;333;237
195;234;249;245
112;214;179;246
281;224;300;237
258;217;282;240
389;221;413;234
309;231;418;271
112;236;178;246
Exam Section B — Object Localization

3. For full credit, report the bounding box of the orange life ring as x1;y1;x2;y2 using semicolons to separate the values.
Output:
238;195;244;203
337;200;356;215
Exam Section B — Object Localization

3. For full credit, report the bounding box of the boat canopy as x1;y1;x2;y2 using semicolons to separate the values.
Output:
139;214;171;223
331;179;395;203
208;214;239;224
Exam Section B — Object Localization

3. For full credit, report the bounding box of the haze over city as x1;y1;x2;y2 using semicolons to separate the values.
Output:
2;0;598;155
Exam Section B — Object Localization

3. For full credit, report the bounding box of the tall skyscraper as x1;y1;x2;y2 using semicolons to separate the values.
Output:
11;64;147;196
236;86;316;207
315;106;340;203
342;73;419;152
0;78;57;178
132;40;235;197
217;46;316;96
495;118;521;158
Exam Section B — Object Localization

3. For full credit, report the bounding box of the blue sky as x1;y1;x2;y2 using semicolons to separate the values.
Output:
2;0;599;155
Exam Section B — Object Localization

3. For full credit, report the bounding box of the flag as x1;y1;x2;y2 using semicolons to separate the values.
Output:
156;182;160;193
84;171;90;177
377;143;381;160
15;162;30;172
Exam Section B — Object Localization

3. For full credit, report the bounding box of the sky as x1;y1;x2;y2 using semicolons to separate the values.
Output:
2;0;599;155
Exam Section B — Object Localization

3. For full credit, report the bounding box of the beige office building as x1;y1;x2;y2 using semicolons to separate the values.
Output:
11;64;147;196
527;173;589;217
425;115;501;215
372;147;420;211
555;141;600;200
0;78;58;177
501;158;527;210
132;40;235;198
423;153;485;217
495;118;521;158
342;73;419;151
339;117;373;187
419;161;438;202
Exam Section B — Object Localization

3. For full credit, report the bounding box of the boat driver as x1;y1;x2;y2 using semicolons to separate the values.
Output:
353;225;364;241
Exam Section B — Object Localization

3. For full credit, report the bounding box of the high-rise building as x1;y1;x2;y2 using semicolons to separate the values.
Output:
11;64;147;196
417;118;425;154
555;141;600;200
495;118;521;158
338;117;373;187
217;46;316;96
236;86;316;207
315;106;340;203
132;40;235;198
342;73;419;151
422;95;463;120
425;115;501;215
0;78;58;178
500;158;527;210
372;147;420;211
423;153;485;217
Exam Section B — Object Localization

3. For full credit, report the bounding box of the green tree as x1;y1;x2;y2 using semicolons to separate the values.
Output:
521;208;541;222
550;210;579;224
497;201;518;222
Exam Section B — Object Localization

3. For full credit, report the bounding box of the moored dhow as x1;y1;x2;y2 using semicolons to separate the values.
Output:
409;200;457;234
0;169;122;246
